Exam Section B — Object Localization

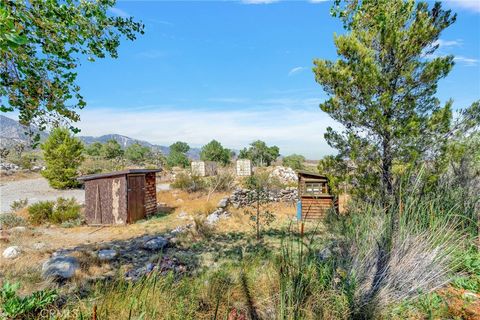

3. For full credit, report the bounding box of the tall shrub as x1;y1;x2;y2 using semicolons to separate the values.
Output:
41;127;84;189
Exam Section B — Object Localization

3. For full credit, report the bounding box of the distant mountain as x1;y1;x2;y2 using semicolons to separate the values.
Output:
0;115;201;159
0;115;48;147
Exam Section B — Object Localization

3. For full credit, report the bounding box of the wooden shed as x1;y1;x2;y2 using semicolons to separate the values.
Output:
78;169;161;225
297;170;334;220
191;161;217;177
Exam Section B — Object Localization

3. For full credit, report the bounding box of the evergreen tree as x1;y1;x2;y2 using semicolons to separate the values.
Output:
41;127;84;189
101;139;124;160
200;140;231;166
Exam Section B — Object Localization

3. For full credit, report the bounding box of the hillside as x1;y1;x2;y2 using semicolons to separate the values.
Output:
0;115;200;158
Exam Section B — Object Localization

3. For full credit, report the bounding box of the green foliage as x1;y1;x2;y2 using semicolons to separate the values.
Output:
0;282;57;319
0;212;26;229
200;140;231;166
41;127;84;189
239;140;280;167
167;141;190;168
10;198;28;212
282;154;306;170
244;171;279;240
124;142;151;164
170;141;190;154
84;142;103;157
0;1;144;142
171;172;206;192
317;155;349;196
101;139;124;160
313;0;470;202
50;197;81;224
27;197;81;225
27;201;54;225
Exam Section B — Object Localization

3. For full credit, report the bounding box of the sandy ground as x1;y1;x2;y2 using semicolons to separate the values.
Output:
0;178;85;213
0;177;171;213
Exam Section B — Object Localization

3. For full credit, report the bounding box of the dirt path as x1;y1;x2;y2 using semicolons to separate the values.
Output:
0;178;85;213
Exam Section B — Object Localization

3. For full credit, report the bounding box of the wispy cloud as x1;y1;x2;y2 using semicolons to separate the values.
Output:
77;102;336;159
454;56;478;66
241;0;279;4
444;0;480;13
309;0;330;3
433;39;463;48
136;50;166;59
288;66;306;76
108;7;130;18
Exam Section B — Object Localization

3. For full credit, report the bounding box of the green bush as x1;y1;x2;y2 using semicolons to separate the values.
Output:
10;198;28;212
51;197;81;224
171;173;206;192
27;201;55;225
0;282;57;319
27;198;81;225
282;154;306;170
0;213;26;229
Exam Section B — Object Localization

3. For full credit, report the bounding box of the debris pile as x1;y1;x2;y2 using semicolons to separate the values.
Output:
270;166;298;184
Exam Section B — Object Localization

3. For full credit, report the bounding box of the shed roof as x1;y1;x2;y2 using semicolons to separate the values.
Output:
78;169;162;182
297;170;328;180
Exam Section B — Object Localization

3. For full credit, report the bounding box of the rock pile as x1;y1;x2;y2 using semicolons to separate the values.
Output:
229;187;298;208
270;166;298;184
0;162;19;175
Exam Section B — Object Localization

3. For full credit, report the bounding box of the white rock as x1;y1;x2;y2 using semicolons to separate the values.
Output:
9;226;27;233
42;256;79;279
98;249;117;261
33;242;46;250
3;246;20;259
217;198;229;208
143;237;168;251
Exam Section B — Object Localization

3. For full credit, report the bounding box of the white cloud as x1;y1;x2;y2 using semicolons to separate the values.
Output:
108;7;130;18
444;0;480;13
433;39;463;48
454;56;478;66
288;66;306;76
77;104;337;159
309;0;330;3
241;0;279;4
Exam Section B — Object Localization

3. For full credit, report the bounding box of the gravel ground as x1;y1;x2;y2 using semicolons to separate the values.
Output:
0;178;171;213
0;178;85;213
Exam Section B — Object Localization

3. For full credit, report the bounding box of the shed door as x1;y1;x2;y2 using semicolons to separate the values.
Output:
127;175;146;223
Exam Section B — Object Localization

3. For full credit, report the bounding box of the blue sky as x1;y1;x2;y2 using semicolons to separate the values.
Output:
69;0;480;159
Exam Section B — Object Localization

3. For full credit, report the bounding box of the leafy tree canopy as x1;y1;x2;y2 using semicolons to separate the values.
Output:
169;141;190;154
41;127;84;189
239;140;280;167
101;139;123;160
125;142;151;164
0;0;144;143
84;142;103;157
314;0;479;203
282;154;306;171
200;140;231;166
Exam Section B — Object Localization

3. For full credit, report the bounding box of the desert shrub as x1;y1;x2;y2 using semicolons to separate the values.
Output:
171;172;206;192
0;212;26;229
282;154;306;170
27;201;55;225
41;127;84;189
9;152;38;170
79;157;125;175
0;282;57;319
51;197;81;224
27;198;81;225
190;215;214;240
10;198;28;212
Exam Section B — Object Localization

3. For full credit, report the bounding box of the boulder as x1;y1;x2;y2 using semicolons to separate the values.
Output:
3;246;20;259
142;237;168;251
98;249;117;261
42;256;79;279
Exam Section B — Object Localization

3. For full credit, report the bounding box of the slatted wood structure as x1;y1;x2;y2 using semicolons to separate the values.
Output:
236;159;252;176
191;161;217;177
78;169;161;225
297;170;334;220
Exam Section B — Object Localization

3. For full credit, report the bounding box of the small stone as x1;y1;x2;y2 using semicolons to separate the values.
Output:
98;249;117;261
317;248;332;261
3;246;20;259
217;198;229;208
9;226;27;233
33;242;46;250
42;256;79;279
142;237;168;251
